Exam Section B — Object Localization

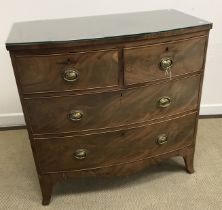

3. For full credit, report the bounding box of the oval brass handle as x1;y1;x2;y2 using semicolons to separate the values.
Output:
158;96;171;108
63;68;79;82
68;110;83;121
156;134;168;145
159;57;173;71
74;149;88;160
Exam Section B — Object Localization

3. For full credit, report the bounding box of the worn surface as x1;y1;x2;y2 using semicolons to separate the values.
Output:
6;9;211;47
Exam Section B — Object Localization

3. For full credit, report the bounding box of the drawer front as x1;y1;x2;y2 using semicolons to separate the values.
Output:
15;49;119;93
26;75;200;135
35;112;197;173
124;36;206;85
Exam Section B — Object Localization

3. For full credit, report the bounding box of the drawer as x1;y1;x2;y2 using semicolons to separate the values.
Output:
35;112;197;173
14;49;119;93
124;36;206;85
26;75;200;135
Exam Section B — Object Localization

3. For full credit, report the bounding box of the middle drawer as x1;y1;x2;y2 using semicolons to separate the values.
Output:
26;75;200;135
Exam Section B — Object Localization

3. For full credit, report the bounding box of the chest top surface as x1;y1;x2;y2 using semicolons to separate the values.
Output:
6;9;212;49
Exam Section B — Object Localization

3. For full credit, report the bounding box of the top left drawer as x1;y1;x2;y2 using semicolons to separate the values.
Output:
14;49;119;94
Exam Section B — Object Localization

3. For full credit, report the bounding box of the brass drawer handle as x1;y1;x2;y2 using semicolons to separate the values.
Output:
74;149;88;160
68;110;83;121
63;68;79;82
156;134;168;145
159;57;173;71
158;96;171;108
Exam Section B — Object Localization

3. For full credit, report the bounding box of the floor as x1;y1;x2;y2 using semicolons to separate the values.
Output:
0;118;221;210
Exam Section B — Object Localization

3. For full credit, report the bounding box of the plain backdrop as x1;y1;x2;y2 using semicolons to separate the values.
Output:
0;0;221;126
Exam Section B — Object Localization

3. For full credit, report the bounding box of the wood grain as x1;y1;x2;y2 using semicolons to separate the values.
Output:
9;31;209;57
6;10;212;205
124;36;206;85
37;144;195;205
14;49;119;94
25;75;200;135
35;112;196;173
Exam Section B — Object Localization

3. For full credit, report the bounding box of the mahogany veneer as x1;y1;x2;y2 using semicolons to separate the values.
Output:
6;9;212;205
15;49;119;93
26;75;200;135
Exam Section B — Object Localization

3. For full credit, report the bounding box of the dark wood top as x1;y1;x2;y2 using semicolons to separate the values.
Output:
6;9;212;50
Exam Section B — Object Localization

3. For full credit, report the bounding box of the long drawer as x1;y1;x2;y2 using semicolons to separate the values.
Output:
26;75;200;135
35;112;197;173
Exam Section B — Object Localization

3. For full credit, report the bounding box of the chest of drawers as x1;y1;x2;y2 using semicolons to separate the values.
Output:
6;9;212;205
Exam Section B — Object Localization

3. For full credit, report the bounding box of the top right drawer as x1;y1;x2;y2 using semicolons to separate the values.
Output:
124;36;207;85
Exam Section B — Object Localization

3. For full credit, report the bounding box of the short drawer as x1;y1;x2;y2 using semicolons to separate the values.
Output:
14;49;119;93
26;75;200;135
35;112;196;173
124;36;206;85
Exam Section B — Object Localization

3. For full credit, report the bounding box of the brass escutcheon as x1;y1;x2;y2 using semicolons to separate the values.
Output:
159;57;173;71
158;96;171;108
156;134;168;145
74;149;88;160
63;68;79;82
68;110;83;121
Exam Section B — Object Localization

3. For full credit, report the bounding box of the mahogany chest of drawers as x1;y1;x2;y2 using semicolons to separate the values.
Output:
6;10;212;205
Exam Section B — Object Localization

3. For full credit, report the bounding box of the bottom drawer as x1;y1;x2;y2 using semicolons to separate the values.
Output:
35;112;197;173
